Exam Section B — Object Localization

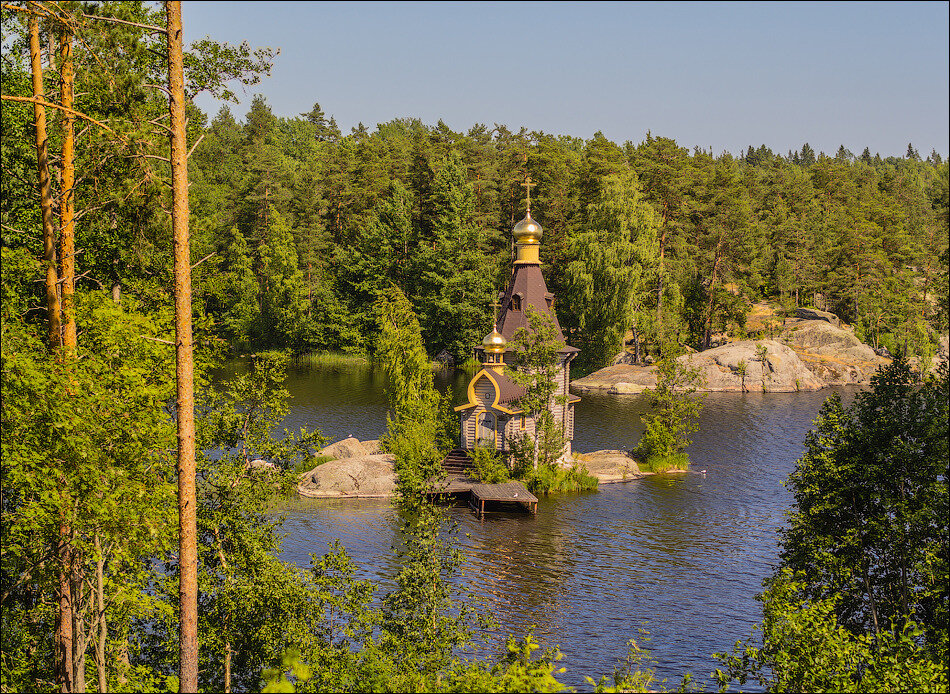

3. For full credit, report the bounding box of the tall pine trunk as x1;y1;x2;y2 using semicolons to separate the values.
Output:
58;30;76;354
166;3;198;691
30;16;61;351
31;17;72;690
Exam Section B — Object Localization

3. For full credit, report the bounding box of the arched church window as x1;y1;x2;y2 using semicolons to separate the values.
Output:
511;294;522;311
477;411;496;447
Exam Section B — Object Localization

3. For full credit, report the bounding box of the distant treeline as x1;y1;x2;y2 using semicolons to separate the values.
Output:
181;98;948;365
3;55;947;367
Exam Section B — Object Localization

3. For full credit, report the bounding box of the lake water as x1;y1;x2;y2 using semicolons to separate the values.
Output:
258;360;856;690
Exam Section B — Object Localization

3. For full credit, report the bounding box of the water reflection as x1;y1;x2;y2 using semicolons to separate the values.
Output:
252;362;858;689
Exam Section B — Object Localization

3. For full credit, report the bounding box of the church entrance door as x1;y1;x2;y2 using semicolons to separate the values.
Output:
477;411;496;448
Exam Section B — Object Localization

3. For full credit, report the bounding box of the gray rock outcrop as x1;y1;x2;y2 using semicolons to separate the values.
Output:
297;454;396;498
360;439;384;455
573;450;642;483
690;339;825;391
298;437;395;497
795;307;840;327
780;319;887;385
573;339;824;394
320;436;367;459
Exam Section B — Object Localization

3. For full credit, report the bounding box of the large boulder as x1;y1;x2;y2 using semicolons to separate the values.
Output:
573;364;658;394
679;339;824;392
574;340;824;394
781;319;886;385
297;454;396;497
320;436;367;459
360;439;384;455
574;450;642;483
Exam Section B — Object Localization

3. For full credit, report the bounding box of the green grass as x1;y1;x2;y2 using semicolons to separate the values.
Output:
521;462;599;495
295;351;369;368
638;453;690;473
292;455;335;476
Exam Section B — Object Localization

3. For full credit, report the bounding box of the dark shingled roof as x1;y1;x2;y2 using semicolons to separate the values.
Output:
496;263;566;344
490;369;527;405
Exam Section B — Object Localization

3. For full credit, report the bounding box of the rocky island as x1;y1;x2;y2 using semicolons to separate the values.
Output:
571;307;946;395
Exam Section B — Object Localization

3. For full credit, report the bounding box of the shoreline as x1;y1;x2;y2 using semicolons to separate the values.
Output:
295;447;688;500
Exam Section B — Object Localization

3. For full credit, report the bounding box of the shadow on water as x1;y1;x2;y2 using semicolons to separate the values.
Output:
241;361;858;690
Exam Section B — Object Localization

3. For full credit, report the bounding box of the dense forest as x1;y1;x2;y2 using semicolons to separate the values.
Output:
2;6;947;370
1;3;947;693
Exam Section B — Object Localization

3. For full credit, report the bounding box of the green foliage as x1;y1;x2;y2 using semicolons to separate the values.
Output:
587;634;662;693
714;358;949;692
714;571;947;693
566;172;659;367
520;462;599;495
779;358;948;645
262;648;313;693
374;285;450;498
469;446;511;483
4;7;949;690
1;292;177;691
292;454;334;476
634;353;705;462
509;307;568;469
639;453;690;474
175;350;328;690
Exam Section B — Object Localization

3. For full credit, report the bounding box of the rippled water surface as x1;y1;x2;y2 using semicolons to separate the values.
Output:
259;361;858;689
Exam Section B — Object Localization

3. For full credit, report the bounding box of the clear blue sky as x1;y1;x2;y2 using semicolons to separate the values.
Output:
182;1;949;157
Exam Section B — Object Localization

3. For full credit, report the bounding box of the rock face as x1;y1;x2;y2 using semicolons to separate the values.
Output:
689;339;825;392
579;364;658;395
573;340;824;394
320;436;366;459
574;450;642;483
780;318;887;385
298;437;395;497
298;454;396;497
360;439;384;455
795;307;841;327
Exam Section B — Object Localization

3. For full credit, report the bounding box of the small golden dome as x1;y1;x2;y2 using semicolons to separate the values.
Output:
481;327;507;353
512;212;542;244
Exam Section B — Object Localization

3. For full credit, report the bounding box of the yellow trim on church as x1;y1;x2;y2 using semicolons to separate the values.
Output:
453;368;522;415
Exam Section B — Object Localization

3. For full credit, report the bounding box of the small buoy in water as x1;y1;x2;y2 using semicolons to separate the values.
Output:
700;469;707;476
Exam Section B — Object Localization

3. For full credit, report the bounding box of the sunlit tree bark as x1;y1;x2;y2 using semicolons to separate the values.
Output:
165;2;198;691
58;29;76;354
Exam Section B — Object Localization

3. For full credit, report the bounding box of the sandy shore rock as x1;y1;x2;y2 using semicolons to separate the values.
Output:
298;438;396;498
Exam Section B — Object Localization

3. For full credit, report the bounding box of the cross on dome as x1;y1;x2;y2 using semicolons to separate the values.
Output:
521;176;536;214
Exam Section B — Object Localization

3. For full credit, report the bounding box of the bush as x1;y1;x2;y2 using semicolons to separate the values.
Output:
522;463;598;495
468;447;510;483
639;452;689;473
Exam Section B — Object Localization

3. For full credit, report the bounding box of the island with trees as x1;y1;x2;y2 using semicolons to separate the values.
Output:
1;2;947;692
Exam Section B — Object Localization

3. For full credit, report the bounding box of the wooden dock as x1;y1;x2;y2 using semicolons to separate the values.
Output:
469;481;538;517
427;474;538;517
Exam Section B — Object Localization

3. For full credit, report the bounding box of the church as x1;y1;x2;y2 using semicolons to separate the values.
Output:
453;190;580;462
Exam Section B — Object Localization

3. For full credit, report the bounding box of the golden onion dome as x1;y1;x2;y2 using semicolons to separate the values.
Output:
481;327;507;353
512;212;542;244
